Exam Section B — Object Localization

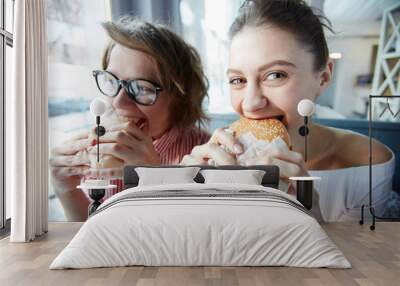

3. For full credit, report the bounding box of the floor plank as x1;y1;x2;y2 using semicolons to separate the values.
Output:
0;222;399;286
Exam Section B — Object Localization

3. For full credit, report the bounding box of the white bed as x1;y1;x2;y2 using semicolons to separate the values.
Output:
50;180;350;269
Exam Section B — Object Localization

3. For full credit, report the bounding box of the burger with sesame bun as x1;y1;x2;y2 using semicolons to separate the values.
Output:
230;117;291;148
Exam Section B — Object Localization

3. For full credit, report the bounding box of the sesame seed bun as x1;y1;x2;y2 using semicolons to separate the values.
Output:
230;117;291;147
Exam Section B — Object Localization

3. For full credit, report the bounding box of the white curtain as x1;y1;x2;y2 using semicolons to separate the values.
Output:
8;0;48;242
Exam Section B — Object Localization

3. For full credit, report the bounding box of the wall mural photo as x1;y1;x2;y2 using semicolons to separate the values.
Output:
47;0;400;223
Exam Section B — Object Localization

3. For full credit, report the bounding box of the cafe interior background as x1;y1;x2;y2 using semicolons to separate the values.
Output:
18;0;398;221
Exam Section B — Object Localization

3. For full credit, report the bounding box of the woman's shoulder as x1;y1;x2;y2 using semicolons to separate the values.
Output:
332;127;393;167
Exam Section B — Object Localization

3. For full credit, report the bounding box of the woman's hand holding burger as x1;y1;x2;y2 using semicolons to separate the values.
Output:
49;131;92;193
181;127;244;165
87;120;161;167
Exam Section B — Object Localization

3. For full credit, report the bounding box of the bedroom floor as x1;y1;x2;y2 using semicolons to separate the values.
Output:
0;222;399;286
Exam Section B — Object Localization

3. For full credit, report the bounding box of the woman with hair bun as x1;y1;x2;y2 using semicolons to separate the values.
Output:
183;0;394;222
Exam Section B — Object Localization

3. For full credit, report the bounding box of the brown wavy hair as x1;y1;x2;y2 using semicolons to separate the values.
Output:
101;16;209;130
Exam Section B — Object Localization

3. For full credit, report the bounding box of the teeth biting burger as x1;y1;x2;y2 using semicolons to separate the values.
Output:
230;117;291;148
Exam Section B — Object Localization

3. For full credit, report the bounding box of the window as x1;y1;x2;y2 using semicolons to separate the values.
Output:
47;0;111;221
0;0;14;233
180;0;243;114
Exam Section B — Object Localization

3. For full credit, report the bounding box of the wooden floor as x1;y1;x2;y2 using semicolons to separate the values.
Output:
0;222;399;286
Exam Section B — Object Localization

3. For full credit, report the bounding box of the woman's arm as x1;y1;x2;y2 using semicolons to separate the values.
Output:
50;132;93;221
55;186;90;221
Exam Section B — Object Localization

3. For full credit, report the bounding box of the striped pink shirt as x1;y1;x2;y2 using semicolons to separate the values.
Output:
153;127;211;165
87;126;210;200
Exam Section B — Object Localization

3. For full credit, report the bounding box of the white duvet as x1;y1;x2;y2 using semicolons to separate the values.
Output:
50;183;351;269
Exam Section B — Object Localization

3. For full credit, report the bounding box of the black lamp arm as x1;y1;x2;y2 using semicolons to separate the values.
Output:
94;116;106;163
298;116;310;162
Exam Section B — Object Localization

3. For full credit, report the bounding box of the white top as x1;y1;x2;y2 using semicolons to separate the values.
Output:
289;176;321;181
309;150;395;222
84;179;109;187
77;184;117;190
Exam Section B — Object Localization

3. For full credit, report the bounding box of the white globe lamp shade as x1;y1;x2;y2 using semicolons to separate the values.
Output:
297;99;315;117
90;98;107;117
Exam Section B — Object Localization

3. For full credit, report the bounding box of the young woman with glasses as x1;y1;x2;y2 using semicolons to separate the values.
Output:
50;17;210;221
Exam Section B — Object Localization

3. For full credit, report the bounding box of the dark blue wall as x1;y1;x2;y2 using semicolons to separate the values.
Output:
314;118;400;191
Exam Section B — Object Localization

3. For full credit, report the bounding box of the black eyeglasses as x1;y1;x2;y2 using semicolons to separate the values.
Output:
92;70;163;106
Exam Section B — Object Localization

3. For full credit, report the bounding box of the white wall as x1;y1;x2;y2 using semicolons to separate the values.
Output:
326;22;380;117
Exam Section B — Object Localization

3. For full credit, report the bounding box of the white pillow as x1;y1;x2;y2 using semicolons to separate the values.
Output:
135;167;201;186
200;169;266;185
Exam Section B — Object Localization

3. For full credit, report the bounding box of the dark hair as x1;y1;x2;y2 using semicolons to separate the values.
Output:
101;16;209;130
229;0;333;71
